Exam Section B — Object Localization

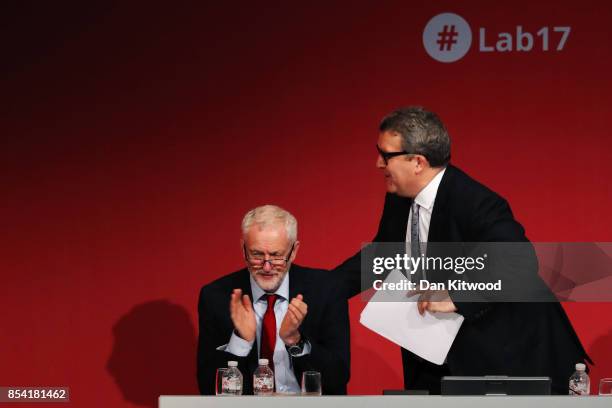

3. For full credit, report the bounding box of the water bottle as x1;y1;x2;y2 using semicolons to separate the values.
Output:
253;358;274;395
222;361;243;395
569;363;590;395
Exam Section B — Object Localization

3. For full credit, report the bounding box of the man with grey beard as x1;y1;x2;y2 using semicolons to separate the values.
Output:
198;205;350;395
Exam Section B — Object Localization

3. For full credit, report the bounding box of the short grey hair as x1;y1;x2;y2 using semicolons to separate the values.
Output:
379;106;451;167
241;205;298;243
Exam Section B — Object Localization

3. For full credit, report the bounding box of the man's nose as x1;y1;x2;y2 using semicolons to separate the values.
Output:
263;260;273;272
376;154;386;169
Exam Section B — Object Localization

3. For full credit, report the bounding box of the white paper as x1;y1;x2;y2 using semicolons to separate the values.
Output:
359;269;464;365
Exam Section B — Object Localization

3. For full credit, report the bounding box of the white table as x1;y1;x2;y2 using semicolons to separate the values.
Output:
159;395;611;408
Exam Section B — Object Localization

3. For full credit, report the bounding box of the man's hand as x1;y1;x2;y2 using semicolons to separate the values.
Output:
280;294;308;346
229;288;256;342
409;289;458;315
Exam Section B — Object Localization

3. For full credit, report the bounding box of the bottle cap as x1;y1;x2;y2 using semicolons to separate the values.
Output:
228;361;238;367
575;363;586;371
258;358;269;365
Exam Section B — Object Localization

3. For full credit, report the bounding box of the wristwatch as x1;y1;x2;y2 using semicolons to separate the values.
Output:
286;335;307;357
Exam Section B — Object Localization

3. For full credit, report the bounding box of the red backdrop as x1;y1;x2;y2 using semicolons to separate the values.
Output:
1;2;611;407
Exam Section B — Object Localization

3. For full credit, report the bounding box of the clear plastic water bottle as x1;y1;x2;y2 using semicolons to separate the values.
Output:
569;363;590;395
222;361;243;395
253;358;274;395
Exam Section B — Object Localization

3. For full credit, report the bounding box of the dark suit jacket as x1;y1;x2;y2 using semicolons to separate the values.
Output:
334;164;591;394
197;264;350;395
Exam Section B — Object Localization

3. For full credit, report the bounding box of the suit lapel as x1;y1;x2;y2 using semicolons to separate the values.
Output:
237;269;259;371
238;268;254;300
387;195;412;242
287;265;316;346
288;265;309;301
427;165;454;243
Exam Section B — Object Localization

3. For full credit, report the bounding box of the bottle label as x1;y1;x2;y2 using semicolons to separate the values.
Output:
223;377;242;392
254;376;274;390
569;380;588;396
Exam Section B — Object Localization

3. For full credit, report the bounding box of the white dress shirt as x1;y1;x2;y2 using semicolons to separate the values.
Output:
406;167;446;248
406;167;448;363
218;271;310;393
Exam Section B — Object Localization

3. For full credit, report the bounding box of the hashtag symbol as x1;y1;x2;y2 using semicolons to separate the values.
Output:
436;25;458;51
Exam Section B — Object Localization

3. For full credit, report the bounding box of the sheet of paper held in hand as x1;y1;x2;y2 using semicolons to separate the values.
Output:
359;269;464;365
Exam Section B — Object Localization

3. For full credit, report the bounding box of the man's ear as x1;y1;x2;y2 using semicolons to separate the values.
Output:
290;241;300;262
414;155;430;173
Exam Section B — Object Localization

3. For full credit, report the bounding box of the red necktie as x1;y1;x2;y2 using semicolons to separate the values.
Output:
260;294;277;366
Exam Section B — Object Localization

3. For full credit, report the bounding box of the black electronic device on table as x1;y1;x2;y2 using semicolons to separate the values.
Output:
441;376;552;395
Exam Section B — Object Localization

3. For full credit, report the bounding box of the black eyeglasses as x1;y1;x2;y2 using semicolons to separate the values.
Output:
376;145;412;165
243;243;295;269
376;145;450;166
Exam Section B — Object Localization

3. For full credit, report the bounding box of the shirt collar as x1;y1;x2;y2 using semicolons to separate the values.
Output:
414;167;446;211
249;268;290;302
